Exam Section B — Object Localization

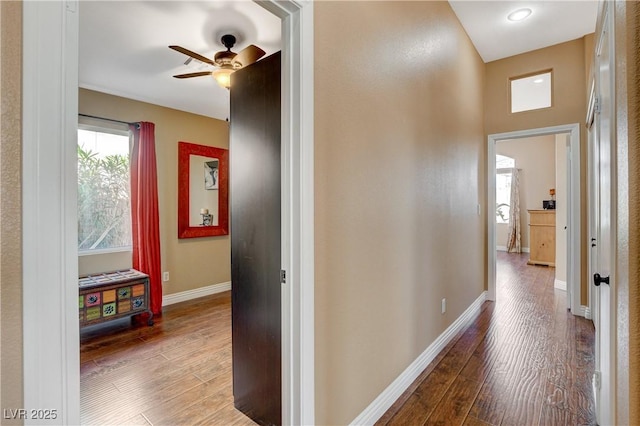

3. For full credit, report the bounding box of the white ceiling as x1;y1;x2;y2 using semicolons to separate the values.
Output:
79;1;281;121
79;1;598;121
448;1;598;63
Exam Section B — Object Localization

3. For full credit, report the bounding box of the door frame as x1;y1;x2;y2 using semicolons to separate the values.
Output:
487;124;581;317
257;3;315;423
590;2;617;421
586;79;599;330
21;1;315;424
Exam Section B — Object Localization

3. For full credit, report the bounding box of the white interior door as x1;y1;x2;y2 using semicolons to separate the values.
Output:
587;83;601;396
593;5;615;424
565;142;572;311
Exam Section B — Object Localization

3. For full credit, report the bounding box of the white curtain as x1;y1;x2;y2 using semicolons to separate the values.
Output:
506;168;521;253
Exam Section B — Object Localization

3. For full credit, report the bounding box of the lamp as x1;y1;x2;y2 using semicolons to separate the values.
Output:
213;67;234;89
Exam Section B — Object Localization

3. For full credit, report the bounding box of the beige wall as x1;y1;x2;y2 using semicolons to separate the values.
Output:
615;1;639;423
315;2;485;423
485;37;590;305
79;89;230;296
495;135;556;250
624;3;639;421
78;250;132;276
0;1;24;422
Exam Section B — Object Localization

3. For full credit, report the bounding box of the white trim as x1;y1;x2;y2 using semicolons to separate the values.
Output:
162;282;231;307
496;246;530;253
587;83;598;327
77;119;130;136
488;124;581;316
350;292;488;426
554;279;567;291
258;2;315;425
23;1;81;424
78;247;132;257
583;305;592;320
487;137;497;301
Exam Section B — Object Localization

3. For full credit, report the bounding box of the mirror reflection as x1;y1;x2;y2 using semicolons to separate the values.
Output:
189;155;220;227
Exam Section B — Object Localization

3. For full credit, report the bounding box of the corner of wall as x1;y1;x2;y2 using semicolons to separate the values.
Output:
621;1;640;423
0;0;25;417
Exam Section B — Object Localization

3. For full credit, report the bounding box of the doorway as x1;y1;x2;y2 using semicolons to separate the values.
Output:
487;124;581;316
21;2;314;425
494;134;569;290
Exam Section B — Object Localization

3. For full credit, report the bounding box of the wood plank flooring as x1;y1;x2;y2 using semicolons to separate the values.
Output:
376;252;596;426
82;253;595;425
80;291;256;426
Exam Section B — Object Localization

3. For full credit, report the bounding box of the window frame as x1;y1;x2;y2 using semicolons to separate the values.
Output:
77;121;133;255
495;168;513;224
509;69;553;114
495;154;515;224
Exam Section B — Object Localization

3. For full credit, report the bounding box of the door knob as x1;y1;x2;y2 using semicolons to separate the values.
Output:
593;273;610;286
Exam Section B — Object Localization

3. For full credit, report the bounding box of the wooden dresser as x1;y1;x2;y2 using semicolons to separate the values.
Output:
527;210;556;267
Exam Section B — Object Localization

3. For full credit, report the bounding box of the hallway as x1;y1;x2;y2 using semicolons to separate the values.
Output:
377;252;595;425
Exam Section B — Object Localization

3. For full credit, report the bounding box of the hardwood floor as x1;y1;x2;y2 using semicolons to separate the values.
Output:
80;291;256;426
377;252;596;426
82;253;595;425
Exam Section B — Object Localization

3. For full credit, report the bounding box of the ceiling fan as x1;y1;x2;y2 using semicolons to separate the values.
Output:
170;34;266;89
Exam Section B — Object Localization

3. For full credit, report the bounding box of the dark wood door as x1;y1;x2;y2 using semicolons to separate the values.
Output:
230;51;281;426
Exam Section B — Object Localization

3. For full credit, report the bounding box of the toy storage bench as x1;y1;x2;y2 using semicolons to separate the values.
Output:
79;269;154;328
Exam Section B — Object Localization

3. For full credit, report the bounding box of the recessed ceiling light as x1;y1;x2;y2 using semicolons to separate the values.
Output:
507;8;532;22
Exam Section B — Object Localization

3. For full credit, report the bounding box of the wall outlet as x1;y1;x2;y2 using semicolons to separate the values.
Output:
441;298;446;314
162;271;170;282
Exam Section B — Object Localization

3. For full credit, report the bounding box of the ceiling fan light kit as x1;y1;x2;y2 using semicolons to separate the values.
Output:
213;68;234;89
170;34;265;89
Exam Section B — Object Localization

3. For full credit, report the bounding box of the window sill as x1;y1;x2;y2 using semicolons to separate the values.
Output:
78;247;133;257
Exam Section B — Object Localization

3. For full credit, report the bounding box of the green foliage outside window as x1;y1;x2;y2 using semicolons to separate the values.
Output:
77;145;132;251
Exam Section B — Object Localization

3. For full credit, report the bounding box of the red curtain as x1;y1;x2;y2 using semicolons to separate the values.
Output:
130;122;162;317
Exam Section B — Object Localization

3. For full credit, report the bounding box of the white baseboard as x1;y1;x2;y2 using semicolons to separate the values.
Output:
162;281;231;306
554;279;567;291
496;246;530;253
582;305;592;320
350;291;488;426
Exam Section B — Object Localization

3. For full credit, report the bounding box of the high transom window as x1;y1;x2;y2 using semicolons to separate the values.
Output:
510;71;552;113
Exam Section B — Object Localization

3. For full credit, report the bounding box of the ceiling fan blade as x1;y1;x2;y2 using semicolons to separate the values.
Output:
169;45;214;65
232;45;266;68
173;71;212;79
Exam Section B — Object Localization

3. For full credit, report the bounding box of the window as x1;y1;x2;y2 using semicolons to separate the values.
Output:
510;70;552;113
496;154;515;224
77;124;132;253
